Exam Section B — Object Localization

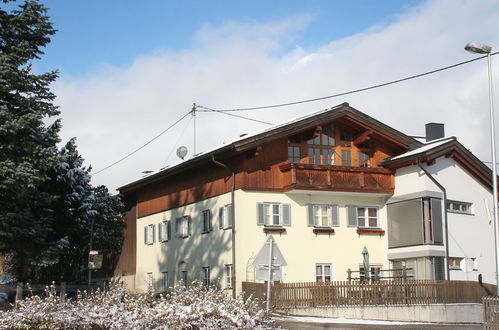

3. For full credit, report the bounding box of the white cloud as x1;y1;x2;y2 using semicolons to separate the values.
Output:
53;0;499;191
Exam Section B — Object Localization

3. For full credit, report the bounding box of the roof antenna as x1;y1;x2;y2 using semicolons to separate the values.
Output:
192;103;197;155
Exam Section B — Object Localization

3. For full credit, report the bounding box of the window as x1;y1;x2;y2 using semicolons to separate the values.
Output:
144;224;155;245
316;264;332;283
159;221;170;242
257;202;291;226
447;200;472;214
307;204;338;227
202;210;212;233
341;150;351;166
162;272;169;292
176;216;191;239
359;266;381;282
219;204;233;229
422;198;443;244
449;257;463;270
146;272;153;291
357;207;379;228
308;147;321;165
306;124;336;165
202;267;210;287
359;150;370;167
340;130;353;147
225;264;233;289
288;146;300;163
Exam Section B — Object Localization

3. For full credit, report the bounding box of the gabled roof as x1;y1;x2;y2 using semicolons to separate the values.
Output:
382;137;493;190
119;102;422;193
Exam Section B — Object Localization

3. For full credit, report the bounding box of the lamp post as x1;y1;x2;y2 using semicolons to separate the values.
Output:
465;42;498;294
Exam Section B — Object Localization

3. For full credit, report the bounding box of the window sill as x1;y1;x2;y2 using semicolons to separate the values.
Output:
263;227;286;234
313;227;335;235
356;228;385;235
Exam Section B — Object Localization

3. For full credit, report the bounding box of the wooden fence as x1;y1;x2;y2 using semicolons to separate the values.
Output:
243;280;496;309
484;296;499;329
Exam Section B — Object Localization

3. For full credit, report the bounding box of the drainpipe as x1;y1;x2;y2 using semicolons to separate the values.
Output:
211;155;236;298
416;159;450;280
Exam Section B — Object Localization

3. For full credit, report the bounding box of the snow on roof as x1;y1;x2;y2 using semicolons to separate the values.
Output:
389;136;455;161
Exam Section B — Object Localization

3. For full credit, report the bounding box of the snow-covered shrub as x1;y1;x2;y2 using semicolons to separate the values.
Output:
0;281;276;329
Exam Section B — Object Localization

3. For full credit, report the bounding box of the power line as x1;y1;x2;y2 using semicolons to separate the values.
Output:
92;111;191;176
197;52;499;112
197;107;274;125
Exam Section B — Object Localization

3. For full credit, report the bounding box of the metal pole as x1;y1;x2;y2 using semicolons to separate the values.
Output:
486;52;499;295
266;236;273;311
192;103;197;155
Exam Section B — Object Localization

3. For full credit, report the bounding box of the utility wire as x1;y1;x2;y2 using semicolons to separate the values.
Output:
197;52;499;112
197;107;274;125
93;111;191;176
162;115;193;166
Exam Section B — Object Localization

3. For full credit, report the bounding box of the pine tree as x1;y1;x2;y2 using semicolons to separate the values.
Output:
0;0;60;280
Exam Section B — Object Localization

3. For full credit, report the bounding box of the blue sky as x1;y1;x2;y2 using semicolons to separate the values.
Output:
10;0;498;190
40;0;421;76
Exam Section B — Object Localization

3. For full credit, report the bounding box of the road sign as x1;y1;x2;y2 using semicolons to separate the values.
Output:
252;236;287;267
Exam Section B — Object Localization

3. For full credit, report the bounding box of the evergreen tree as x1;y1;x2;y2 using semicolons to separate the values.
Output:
0;0;60;280
0;1;124;282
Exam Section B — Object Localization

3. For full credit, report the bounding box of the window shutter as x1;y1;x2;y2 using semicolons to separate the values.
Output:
257;203;265;225
176;218;181;237
307;204;314;227
282;204;291;226
347;206;358;227
331;205;339;227
158;223;162;242
167;221;171;240
207;210;212;232
218;207;224;229
152;224;156;243
144;226;148;244
227;204;233;227
187;216;191;236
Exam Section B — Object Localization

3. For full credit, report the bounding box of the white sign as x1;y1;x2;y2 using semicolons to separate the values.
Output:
252;236;287;267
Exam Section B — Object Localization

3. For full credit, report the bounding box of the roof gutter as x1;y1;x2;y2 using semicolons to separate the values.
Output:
416;159;450;280
211;155;237;298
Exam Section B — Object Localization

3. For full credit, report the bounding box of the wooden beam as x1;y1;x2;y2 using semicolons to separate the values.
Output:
353;130;373;145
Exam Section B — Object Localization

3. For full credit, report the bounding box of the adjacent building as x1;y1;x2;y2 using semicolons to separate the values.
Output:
114;103;496;294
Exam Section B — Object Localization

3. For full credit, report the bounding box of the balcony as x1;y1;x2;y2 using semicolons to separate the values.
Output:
279;163;394;194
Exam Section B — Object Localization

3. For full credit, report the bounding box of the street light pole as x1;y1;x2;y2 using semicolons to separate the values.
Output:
465;42;499;294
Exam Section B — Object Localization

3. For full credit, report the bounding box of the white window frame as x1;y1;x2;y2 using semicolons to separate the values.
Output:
146;272;153;291
309;204;337;227
161;271;168;292
176;216;190;239
447;200;473;215
225;264;233;289
356;207;379;228
202;210;212;234
144;224;155;245
449;257;463;270
315;263;332;283
202;266;210;287
257;202;291;227
159;220;170;242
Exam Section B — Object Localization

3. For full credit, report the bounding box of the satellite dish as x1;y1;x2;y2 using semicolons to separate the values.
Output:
176;146;188;160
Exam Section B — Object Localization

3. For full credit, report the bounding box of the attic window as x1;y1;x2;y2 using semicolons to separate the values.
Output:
307;124;335;146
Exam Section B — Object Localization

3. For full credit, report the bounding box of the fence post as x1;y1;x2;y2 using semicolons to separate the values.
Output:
402;266;407;282
347;268;351;283
15;282;23;308
60;282;66;301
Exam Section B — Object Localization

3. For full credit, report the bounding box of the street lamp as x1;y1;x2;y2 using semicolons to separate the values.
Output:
465;42;498;294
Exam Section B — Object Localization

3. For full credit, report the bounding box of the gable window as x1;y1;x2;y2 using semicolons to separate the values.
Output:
305;124;336;165
202;267;210;287
144;224;155;245
257;202;291;227
447;200;472;214
348;206;379;228
225;264;233;289
341;150;351;166
316;263;332;283
158;221;171;242
176;216;191;239
288;146;300;163
340;130;353;147
359;150;370;167
219;204;233;230
202;210;212;233
307;204;338;227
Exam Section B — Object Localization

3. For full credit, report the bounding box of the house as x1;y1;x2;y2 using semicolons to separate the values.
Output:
114;103;496;295
383;129;496;284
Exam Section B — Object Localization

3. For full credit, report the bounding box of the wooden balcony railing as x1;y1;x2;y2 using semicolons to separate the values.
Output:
279;163;394;194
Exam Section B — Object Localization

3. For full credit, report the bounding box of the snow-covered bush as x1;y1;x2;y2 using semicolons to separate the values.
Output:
0;281;276;329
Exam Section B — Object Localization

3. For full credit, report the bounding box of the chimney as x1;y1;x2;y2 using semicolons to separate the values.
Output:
425;123;445;142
